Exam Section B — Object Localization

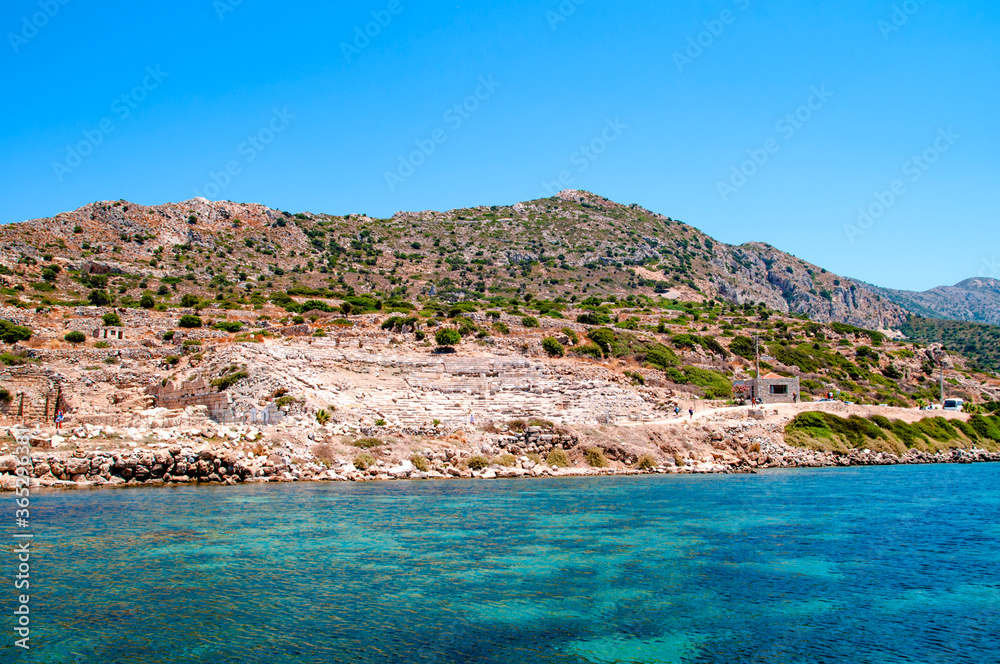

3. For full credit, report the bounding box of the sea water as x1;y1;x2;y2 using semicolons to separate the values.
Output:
6;464;1000;663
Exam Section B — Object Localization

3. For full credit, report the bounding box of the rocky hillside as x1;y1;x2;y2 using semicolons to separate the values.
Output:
866;278;1000;326
0;190;908;330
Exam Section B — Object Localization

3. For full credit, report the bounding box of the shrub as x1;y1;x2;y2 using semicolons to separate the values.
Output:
587;328;616;355
466;455;490;471
410;455;430;472
574;343;604;359
644;346;679;370
584;447;608;468
64;331;87;344
497;453;517;467
316;409;331;425
730;335;756;360
353;453;376;470
526;452;543;464
0;388;11;404
178;315;202;328
0;321;32;344
542;337;565;357
163;330;175;341
435;328;461;347
546;449;570;467
140;292;155;309
0;353;28;366
210;370;248;391
637;454;657;471
492;321;510;335
561;327;579;345
521;316;539;328
212;321;243;333
94;341;110;349
577;312;611;325
180;294;200;308
88;289;112;306
102;312;122;327
353;438;382;449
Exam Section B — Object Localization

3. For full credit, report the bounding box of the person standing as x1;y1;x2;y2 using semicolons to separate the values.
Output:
55;408;64;430
688;407;694;419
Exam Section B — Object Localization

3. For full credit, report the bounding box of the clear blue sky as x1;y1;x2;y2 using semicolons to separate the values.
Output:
2;0;997;291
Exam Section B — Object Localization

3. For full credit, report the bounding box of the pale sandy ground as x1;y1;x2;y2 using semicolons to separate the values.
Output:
618;401;970;427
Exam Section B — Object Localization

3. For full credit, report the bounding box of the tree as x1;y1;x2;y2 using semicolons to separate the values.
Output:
542;337;565;357
88;289;112;307
178;315;202;329
102;312;122;327
64;331;87;344
140;292;155;309
0;321;32;344
180;294;200;308
435;328;461;347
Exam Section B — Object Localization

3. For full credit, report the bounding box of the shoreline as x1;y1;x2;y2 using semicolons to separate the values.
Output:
4;445;998;492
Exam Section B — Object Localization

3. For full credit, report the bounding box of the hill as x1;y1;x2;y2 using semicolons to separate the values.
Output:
0;190;908;330
900;316;1000;373
865;278;1000;326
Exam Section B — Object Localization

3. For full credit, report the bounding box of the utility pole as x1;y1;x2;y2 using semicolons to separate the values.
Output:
754;335;761;405
940;355;945;405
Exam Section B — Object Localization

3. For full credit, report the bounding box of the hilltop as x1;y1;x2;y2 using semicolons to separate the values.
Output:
0;190;908;331
867;278;1000;326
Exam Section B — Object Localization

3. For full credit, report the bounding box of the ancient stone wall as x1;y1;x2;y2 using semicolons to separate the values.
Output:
148;378;230;419
0;368;63;422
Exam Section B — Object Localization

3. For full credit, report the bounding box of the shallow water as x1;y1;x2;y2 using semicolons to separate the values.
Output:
6;464;1000;663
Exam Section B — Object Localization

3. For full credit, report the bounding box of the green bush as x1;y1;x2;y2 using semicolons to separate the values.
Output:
163;330;175;341
577;312;611;326
587;328;616;355
435;328;461;347
180;294;200;308
178;315;202;328
102;312;122;327
584;447;607;468
637;454;657;471
140;292;155;309
546;449;570;468
497;453;517;467
88;289;112;306
210;370;248;391
212;321;243;333
354;453;376;470
352;438;382;449
521;316;539;328
561;327;579;345
644;346;679;370
492;321;510;335
730;336;756;360
0;321;32;344
410;455;430;472
64;331;87;344
574;343;604;359
0;353;28;366
466;455;490;471
542;337;565;357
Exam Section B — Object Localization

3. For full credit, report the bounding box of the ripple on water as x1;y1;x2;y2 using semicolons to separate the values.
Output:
15;464;1000;663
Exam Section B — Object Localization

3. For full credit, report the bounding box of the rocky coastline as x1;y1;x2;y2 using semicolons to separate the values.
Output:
2;423;998;492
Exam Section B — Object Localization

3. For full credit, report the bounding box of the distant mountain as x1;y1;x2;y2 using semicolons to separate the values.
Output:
864;278;1000;326
0;190;909;329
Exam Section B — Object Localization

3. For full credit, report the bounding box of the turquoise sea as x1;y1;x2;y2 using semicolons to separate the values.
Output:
7;464;1000;663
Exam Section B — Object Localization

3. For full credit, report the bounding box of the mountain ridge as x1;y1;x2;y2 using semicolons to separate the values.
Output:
0;189;967;332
